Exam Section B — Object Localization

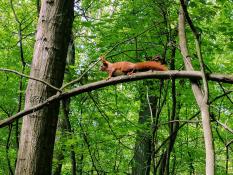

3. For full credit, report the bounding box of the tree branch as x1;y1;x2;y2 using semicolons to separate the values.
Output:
0;68;61;92
0;70;232;128
215;120;233;134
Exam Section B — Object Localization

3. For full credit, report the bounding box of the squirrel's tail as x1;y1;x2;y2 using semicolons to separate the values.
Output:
135;61;167;71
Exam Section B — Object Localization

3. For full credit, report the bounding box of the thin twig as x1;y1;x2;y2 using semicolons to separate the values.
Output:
60;59;100;90
0;68;61;92
215;120;233;134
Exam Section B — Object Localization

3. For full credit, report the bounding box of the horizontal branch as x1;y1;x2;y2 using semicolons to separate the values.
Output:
0;70;232;128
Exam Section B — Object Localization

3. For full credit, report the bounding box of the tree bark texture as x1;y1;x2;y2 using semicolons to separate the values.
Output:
15;0;74;174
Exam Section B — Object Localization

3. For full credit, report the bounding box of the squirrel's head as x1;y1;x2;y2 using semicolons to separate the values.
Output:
99;56;109;71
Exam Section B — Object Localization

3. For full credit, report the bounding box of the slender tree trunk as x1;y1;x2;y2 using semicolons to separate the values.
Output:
132;88;157;175
159;43;179;175
6;125;14;175
178;4;215;175
15;0;74;174
53;152;64;175
62;99;77;175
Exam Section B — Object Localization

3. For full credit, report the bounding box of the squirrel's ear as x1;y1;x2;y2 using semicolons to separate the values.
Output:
103;62;108;66
100;56;106;63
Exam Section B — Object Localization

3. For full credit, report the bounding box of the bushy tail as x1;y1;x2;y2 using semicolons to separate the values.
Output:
135;61;167;71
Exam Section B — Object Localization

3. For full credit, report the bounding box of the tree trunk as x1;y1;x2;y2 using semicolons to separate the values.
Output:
132;89;157;175
159;44;179;175
178;4;215;175
15;0;74;174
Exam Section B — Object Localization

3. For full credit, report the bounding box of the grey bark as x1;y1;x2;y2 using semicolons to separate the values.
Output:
178;4;215;175
15;0;74;174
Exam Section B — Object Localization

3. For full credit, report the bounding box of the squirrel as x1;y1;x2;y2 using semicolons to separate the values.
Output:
100;56;167;79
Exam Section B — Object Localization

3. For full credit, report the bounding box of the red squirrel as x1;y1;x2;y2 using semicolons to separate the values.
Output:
100;56;167;79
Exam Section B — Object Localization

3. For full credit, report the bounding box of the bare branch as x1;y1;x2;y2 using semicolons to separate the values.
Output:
61;59;100;90
0;68;61;92
0;70;232;128
215;120;233;134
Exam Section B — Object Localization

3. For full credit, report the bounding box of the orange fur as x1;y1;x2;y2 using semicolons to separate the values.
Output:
100;56;167;79
134;61;167;71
